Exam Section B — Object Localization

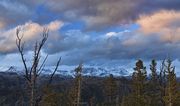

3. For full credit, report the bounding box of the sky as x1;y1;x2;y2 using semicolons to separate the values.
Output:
0;0;180;72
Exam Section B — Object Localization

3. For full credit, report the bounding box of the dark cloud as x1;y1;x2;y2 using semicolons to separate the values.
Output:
0;0;43;28
0;0;179;67
43;30;180;65
44;0;180;30
0;0;179;30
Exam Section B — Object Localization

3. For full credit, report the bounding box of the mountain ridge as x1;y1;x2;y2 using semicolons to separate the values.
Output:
1;65;129;77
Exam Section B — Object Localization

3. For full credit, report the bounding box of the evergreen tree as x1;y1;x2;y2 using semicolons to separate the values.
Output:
104;74;118;105
69;64;83;106
132;60;149;106
150;59;158;82
121;60;149;106
159;59;167;106
163;59;180;106
148;59;161;106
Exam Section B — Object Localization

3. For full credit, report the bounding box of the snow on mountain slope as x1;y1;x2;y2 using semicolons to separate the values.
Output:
2;65;180;77
2;65;129;77
0;65;130;77
80;66;129;77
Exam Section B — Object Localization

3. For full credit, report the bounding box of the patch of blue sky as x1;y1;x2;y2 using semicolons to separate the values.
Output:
106;24;139;32
32;4;62;24
87;23;140;37
60;21;86;32
128;24;140;31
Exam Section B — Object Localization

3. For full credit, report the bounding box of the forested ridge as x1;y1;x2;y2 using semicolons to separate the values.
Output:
0;59;180;106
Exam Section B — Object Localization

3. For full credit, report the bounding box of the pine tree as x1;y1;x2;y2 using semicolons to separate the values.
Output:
163;59;180;106
69;64;83;106
150;59;158;82
148;59;161;106
159;59;167;106
104;74;118;105
131;60;149;106
121;60;149;106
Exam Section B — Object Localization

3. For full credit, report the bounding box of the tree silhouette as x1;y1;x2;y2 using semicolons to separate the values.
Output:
163;59;180;106
148;59;161;106
16;28;61;106
131;60;149;106
69;64;84;106
104;74;118;105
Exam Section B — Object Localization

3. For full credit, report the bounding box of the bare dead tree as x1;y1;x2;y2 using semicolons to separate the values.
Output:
16;28;61;106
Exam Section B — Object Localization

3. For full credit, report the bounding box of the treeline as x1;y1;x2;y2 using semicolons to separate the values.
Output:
121;59;180;106
1;59;180;106
40;59;180;106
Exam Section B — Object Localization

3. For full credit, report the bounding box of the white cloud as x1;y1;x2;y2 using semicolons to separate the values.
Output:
106;32;118;38
0;20;5;29
105;30;130;38
0;20;64;53
137;10;180;42
46;20;63;31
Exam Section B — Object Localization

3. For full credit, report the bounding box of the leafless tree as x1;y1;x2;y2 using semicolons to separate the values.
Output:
16;28;61;106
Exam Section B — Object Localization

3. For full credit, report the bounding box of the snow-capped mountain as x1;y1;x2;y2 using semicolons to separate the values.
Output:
81;67;129;77
0;66;130;77
0;65;129;77
3;65;180;77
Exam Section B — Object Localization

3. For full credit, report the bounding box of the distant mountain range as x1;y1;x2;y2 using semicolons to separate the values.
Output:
60;67;129;77
2;65;130;77
1;65;180;79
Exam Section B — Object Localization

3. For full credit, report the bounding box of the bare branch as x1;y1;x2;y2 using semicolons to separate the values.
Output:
47;57;61;87
16;28;30;82
37;65;45;77
30;29;48;76
37;54;48;75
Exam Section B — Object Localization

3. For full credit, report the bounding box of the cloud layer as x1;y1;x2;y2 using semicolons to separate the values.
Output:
137;10;180;42
0;0;179;68
45;0;180;30
0;20;63;53
1;0;180;30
